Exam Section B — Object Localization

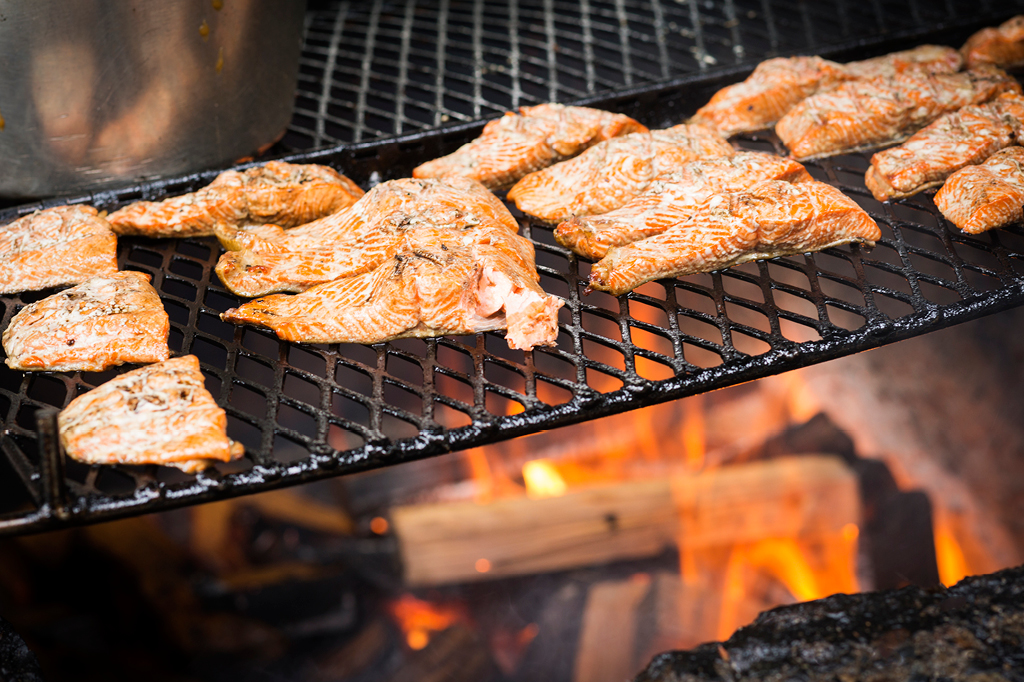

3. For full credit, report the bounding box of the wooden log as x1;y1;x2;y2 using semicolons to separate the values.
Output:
573;575;652;682
392;455;859;587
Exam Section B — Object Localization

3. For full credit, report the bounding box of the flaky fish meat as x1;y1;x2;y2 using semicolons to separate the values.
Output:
221;179;563;351
3;271;169;372
58;355;244;473
689;46;961;138
588;180;880;296
934;146;1024;234
215;175;525;297
554;152;811;260
776;66;1020;160
505;124;735;223
108;161;364;238
962;16;1024;69
412;104;647;189
866;92;1024;201
0;205;118;295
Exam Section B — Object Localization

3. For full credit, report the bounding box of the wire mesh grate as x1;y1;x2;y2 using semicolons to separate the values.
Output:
3;4;1024;533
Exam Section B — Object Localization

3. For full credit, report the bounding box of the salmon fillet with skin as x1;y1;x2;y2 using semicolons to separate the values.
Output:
934;146;1024;234
58;355;244;473
214;175;527;297
555;152;812;260
0;205;118;295
506;124;735;223
221;179;564;351
3;271;169;372
866;92;1024;201
962;16;1024;69
588;180;880;297
107;161;364;238
412;104;647;190
777;66;1021;160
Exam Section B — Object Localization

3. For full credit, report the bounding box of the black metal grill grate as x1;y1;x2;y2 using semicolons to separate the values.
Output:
3;4;1024;534
280;0;1024;151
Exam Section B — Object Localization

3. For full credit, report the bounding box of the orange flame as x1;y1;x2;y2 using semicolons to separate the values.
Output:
387;594;467;651
934;519;969;587
681;394;706;471
523;459;568;499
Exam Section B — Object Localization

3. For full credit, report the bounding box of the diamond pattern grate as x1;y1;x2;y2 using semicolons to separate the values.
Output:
3;4;1024;534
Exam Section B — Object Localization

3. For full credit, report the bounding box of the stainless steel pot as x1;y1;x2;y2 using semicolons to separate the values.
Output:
0;0;306;198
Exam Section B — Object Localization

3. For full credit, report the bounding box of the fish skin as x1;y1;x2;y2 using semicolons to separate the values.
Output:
506;124;735;223
934;146;1024;234
0;205;118;295
57;355;244;473
690;47;962;138
866;92;1024;201
107;161;364;238
554;152;811;260
962;15;1024;69
221;177;563;351
777;66;1021;160
215;175;526;297
588;180;880;297
412;104;647;189
3;271;169;372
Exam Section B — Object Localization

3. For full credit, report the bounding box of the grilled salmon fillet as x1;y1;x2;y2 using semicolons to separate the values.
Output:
962;16;1024;69
777;66;1020;160
689;46;961;138
108;161;364;238
58;355;244;473
505;124;735;223
588;180;880;296
3;272;169;372
934;146;1024;234
866;92;1024;201
215;175;525;297
412;104;647;189
555;152;811;260
0;205;118;295
221;178;564;351
842;44;963;80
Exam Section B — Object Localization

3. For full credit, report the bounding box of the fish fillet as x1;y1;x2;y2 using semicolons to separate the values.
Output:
588;180;880;296
221;178;564;350
934;146;1024;234
108;161;364;238
412;104;647;189
866;91;1024;201
3;271;169;372
555;152;811;260
0;205;118;295
777;66;1021;160
688;46;961;138
215;175;528;297
505;124;735;223
58;355;244;473
962;16;1024;69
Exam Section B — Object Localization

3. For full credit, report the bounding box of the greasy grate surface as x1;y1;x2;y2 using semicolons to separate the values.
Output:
4;14;1024;533
281;0;1024;150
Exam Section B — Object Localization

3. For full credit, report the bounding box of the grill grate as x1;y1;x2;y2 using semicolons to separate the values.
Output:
280;0;1024;151
3;5;1024;534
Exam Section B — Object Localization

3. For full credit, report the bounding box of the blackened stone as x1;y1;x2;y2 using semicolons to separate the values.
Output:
0;616;44;682
634;564;1024;682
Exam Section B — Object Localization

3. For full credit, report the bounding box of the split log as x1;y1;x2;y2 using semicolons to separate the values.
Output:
634;564;1024;682
573;575;653;682
392;455;859;586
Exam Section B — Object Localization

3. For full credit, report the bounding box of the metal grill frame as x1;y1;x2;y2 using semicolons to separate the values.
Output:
3;17;1024;535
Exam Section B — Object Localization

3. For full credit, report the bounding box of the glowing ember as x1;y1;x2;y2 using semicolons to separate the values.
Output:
370;516;389;534
523;459;568;499
387;594;468;651
476;558;492;573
